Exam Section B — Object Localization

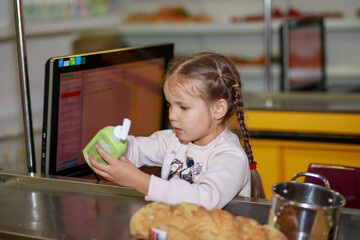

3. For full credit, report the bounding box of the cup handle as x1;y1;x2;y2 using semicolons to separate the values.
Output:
291;172;331;189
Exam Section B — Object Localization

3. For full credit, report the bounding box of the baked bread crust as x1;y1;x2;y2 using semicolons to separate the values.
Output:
130;202;287;240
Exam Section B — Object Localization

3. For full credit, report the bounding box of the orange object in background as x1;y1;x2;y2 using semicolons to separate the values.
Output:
125;5;212;24
228;55;278;66
229;55;265;66
231;7;342;23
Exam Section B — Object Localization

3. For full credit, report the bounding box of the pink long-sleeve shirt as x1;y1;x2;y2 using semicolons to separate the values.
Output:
124;128;251;209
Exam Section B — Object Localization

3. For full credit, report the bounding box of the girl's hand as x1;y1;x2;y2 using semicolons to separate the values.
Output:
88;145;150;195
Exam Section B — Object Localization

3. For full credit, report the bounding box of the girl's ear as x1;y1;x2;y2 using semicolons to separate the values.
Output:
212;99;228;120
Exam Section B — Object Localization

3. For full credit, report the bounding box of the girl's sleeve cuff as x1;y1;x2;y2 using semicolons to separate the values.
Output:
145;175;169;202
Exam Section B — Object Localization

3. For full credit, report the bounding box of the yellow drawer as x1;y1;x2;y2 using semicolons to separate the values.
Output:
246;110;360;135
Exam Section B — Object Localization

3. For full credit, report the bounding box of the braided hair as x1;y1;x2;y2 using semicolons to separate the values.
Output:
163;52;265;198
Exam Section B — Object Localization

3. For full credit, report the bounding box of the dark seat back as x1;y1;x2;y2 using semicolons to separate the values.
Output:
305;163;360;209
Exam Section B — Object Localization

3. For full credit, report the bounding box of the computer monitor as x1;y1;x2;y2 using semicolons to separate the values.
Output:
41;43;174;176
280;16;326;91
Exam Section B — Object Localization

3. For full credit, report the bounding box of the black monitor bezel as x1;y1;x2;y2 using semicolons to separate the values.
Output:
41;43;174;176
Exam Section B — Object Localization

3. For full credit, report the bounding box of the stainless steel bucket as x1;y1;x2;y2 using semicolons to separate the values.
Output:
268;172;346;240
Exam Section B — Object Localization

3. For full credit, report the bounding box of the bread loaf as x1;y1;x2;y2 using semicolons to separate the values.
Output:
130;202;287;240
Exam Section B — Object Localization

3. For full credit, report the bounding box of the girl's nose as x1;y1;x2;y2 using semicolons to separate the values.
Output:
168;107;177;122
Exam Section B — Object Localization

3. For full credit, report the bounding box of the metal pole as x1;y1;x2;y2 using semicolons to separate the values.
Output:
264;0;272;92
13;0;36;173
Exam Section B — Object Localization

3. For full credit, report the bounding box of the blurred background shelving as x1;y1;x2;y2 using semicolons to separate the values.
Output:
0;0;359;172
118;19;360;35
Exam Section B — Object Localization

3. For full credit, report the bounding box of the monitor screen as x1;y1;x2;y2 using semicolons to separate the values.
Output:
280;17;326;91
42;43;174;176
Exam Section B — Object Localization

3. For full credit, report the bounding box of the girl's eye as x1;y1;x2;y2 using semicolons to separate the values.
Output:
181;106;189;110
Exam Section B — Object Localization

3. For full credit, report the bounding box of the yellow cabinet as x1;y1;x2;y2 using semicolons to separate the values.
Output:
229;108;360;199
251;139;360;199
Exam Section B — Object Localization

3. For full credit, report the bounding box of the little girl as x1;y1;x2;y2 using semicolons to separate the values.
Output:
88;52;265;209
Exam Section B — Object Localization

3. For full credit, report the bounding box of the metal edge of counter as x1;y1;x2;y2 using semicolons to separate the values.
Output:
244;92;360;114
2;171;359;215
0;171;144;199
230;196;360;216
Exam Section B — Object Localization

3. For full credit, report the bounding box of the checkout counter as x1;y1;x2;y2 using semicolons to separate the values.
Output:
0;170;360;239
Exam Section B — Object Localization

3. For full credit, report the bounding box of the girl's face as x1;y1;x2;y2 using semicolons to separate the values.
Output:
163;80;223;146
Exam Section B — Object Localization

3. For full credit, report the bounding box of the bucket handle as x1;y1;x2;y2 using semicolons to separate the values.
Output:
291;172;331;189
